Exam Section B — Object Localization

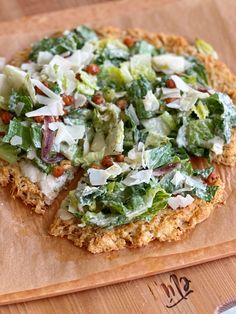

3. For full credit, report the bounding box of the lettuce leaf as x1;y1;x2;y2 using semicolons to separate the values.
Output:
130;40;165;56
67;180;169;228
29;27;94;62
8;89;34;116
127;76;154;119
0;141;19;163
3;119;31;151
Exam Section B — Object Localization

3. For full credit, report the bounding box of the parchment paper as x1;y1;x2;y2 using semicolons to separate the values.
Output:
0;0;235;298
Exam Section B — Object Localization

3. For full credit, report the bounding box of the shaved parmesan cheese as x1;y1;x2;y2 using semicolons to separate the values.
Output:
26;101;64;117
48;122;61;131
32;79;60;99
74;92;87;108
143;90;160;111
161;87;181;99
21;63;38;75
27;149;37;160
168;194;194;210
66;49;93;71
10;135;22;146
171;171;186;186
208;136;224;155
54;123;86;146
152;54;190;74
170;75;191;92
37;51;53;65
88;163;124;186
36;94;59;106
122;169;153;186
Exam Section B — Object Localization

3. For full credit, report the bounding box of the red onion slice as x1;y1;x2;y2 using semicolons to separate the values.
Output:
41;117;64;164
153;163;180;177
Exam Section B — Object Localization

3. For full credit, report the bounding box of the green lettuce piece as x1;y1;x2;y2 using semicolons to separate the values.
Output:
145;131;168;148
95;39;129;66
67;181;170;228
0;142;19;164
123;107;140;151
176;118;214;157
141;112;177;137
127;77;154;119
60;143;82;163
193;166;214;179
130;40;165;56
98;64;125;90
184;56;208;86
30;123;42;149
3;119;31;151
29;29;86;62
145;143;180;169
192;100;209;119
130;54;156;82
8;90;33;116
32;155;52;174
160;166;218;202
63;108;92;126
76;25;98;41
205;93;236;143
195;38;216;56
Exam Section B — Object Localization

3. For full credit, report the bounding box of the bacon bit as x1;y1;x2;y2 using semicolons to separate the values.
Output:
33;116;45;123
165;79;176;89
35;81;49;96
90;162;103;169
86;64;100;75
206;172;219;185
165;97;178;104
116;98;128;110
75;73;82;81
0;131;5;137
123;36;135;48
62;95;75;106
101;155;113;168
52;166;65;177
92;94;105;105
1;111;13;124
115;154;125;162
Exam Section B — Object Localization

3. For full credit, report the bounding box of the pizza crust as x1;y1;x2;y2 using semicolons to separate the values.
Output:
0;161;46;213
49;178;224;253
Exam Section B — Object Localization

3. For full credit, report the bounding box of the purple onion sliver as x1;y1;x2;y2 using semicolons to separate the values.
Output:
153;163;180;177
41;117;64;164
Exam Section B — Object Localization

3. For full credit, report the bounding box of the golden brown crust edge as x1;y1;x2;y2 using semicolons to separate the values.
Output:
49;178;224;254
0;160;46;213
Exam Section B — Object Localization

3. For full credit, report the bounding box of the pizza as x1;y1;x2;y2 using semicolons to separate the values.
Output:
1;25;235;252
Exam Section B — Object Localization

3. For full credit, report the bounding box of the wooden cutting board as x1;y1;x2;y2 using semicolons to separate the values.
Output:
0;0;236;305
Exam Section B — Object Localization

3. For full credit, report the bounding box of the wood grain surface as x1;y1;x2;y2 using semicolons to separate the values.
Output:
0;0;236;313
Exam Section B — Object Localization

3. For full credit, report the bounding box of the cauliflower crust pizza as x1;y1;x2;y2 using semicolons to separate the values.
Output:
1;25;234;252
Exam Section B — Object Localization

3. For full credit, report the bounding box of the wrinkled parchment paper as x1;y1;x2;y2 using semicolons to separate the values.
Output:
0;0;236;302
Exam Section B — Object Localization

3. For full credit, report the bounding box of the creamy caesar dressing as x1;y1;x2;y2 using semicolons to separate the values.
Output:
19;161;74;204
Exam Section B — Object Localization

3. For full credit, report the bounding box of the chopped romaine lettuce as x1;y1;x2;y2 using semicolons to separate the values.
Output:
65;179;169;228
0;141;20;163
